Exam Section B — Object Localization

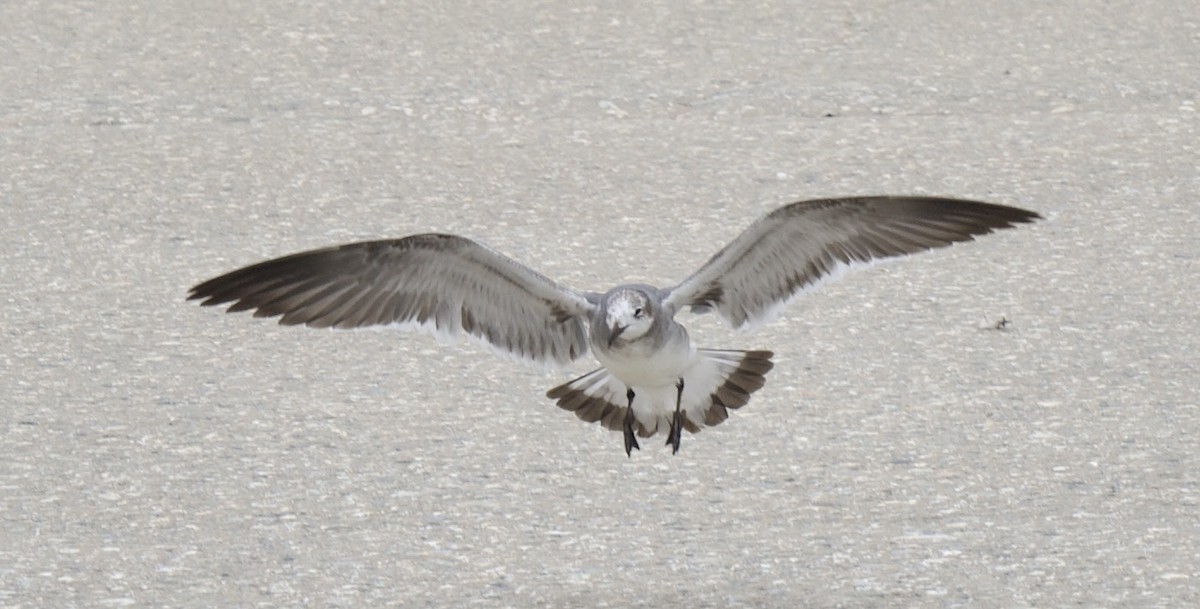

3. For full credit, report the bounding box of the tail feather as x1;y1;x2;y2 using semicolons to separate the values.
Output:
546;368;629;432
546;349;775;440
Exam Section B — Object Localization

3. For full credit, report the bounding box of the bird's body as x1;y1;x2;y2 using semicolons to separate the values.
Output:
189;196;1040;455
590;285;691;387
593;317;692;390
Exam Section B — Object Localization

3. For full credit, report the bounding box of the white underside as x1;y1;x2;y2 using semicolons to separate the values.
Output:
592;329;696;388
588;335;753;433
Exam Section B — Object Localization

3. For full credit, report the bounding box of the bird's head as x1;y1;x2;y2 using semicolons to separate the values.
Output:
603;287;654;347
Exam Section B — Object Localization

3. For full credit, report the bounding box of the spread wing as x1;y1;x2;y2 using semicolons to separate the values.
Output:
188;234;598;366
663;196;1041;330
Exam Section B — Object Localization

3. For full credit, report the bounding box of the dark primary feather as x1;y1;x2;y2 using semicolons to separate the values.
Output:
187;234;596;366
663;196;1041;330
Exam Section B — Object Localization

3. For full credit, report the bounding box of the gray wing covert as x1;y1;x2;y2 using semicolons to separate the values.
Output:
188;234;597;366
663;196;1041;330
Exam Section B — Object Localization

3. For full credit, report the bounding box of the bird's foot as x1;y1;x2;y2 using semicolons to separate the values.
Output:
623;388;639;458
623;421;640;457
665;410;684;455
665;378;685;454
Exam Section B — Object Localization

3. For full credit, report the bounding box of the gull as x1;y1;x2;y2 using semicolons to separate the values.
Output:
188;196;1039;456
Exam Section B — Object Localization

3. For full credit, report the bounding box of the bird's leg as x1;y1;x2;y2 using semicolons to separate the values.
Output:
666;378;685;454
623;387;639;457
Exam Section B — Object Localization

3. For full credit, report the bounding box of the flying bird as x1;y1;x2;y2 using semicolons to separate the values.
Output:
188;196;1039;456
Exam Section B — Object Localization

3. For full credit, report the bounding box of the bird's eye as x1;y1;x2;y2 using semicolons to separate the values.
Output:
634;307;644;318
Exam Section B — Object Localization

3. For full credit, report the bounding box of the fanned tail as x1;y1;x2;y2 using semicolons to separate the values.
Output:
545;368;632;433
691;349;774;429
546;349;774;439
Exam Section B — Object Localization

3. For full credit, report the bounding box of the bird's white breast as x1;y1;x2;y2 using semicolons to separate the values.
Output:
593;325;695;388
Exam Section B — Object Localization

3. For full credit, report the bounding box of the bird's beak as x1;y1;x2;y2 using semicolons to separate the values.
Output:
607;324;626;347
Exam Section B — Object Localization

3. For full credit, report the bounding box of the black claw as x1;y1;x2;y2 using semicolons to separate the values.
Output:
666;411;683;454
667;378;685;455
623;388;639;458
624;423;640;457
